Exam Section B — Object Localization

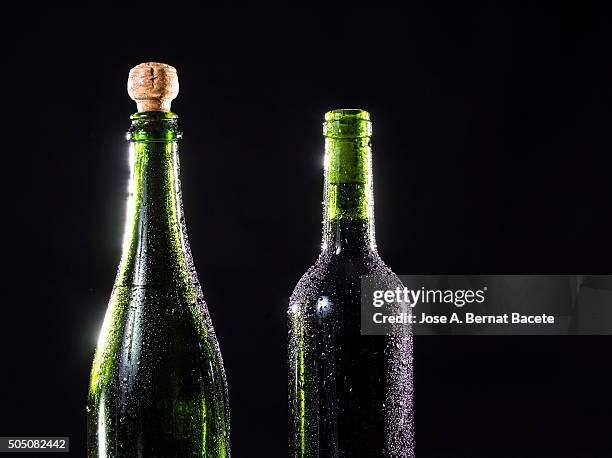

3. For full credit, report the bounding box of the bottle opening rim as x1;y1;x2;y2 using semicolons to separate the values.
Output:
323;108;372;138
324;108;370;121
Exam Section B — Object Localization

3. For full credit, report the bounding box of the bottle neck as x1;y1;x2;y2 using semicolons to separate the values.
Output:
321;110;376;256
115;112;190;288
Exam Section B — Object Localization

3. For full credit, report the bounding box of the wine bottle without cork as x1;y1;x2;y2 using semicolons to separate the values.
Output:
288;109;414;457
87;62;231;457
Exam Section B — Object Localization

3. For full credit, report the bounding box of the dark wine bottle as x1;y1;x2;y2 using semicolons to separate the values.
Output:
87;63;230;457
288;109;414;457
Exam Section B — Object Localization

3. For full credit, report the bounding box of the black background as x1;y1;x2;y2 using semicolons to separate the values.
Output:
2;6;612;457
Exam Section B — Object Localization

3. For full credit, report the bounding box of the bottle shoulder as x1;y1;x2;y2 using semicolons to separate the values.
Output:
89;285;227;395
289;249;398;306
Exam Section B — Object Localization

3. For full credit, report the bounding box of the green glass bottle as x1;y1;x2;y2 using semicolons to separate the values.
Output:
288;109;414;457
87;63;230;457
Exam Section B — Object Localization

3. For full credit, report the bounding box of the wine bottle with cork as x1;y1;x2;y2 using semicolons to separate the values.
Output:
87;63;230;457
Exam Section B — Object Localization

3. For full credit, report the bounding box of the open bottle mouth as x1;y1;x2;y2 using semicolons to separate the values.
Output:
323;108;372;138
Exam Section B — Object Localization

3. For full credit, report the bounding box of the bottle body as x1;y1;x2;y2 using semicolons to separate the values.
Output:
288;110;414;457
288;230;413;457
87;113;230;457
87;286;230;457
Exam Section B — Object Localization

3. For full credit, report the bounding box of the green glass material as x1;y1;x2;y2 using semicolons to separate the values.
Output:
87;112;230;457
323;110;373;226
288;109;414;457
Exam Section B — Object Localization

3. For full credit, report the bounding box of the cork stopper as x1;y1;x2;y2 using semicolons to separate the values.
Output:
128;62;179;112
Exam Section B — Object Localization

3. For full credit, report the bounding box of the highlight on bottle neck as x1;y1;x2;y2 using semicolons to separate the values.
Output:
323;108;374;220
322;108;376;252
323;108;372;187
